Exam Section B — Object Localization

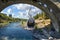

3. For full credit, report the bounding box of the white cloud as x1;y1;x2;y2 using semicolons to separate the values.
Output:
12;13;15;17
1;11;6;14
31;9;36;12
1;8;12;16
18;12;23;16
18;11;29;19
7;8;12;14
13;4;31;10
1;8;12;15
13;4;42;15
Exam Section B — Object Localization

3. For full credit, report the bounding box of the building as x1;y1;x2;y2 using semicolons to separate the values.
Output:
9;14;12;17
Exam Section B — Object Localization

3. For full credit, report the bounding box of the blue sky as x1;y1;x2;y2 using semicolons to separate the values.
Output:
1;4;42;19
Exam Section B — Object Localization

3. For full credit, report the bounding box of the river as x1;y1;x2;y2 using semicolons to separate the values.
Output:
0;22;34;40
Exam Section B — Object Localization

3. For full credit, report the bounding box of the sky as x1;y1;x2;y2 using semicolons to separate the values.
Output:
1;4;42;19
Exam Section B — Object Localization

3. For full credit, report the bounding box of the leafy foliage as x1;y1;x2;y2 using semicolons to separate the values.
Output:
33;12;49;19
0;13;21;23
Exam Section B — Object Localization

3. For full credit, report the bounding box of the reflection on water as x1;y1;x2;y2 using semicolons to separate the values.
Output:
0;37;32;40
0;22;33;40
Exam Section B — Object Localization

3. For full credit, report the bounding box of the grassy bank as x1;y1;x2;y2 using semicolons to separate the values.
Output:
0;22;9;28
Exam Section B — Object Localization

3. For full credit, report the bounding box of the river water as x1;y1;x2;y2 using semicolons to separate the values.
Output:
0;22;34;40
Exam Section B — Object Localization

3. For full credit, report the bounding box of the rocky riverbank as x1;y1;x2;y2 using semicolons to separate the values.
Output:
35;19;51;28
33;28;60;40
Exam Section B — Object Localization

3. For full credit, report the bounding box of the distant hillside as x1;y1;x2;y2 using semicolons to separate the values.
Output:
0;13;21;23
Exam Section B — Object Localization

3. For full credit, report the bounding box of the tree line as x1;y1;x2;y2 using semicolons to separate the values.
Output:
34;12;49;19
0;13;21;23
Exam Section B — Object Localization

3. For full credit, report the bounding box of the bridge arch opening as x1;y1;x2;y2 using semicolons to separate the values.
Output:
0;3;51;27
0;2;59;32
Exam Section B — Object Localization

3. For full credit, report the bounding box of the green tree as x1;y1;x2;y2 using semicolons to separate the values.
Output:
33;12;49;19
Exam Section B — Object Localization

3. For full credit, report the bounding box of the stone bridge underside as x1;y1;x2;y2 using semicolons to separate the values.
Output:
0;0;60;32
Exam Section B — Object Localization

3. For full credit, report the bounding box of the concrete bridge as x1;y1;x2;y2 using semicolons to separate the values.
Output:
0;0;60;32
